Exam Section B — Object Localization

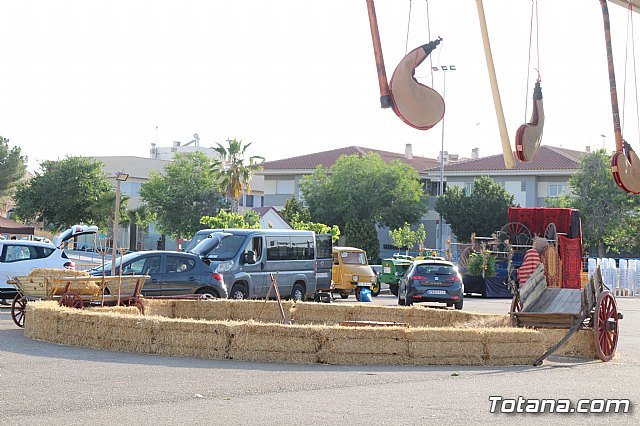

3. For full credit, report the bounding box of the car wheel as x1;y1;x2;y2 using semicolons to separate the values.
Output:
454;299;464;310
406;295;413;306
196;288;219;299
339;290;350;299
291;283;305;302
390;284;399;296
230;284;248;300
370;282;381;297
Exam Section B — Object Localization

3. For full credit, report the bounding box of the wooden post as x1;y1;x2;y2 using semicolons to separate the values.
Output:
475;0;515;169
365;0;393;108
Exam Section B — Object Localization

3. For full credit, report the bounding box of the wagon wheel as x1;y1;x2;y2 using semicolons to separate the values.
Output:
499;222;533;247
59;292;84;309
457;246;472;270
544;222;558;249
594;290;619;362
11;294;27;328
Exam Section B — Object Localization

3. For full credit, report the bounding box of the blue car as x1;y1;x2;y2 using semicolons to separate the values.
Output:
398;259;464;310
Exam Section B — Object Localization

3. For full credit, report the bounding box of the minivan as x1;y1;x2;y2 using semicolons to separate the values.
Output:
188;228;333;301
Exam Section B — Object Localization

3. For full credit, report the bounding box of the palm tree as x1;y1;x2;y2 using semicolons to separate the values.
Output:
213;138;264;213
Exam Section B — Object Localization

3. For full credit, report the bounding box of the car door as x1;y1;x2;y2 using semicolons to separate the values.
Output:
161;254;200;296
0;244;40;283
237;236;266;297
122;254;163;296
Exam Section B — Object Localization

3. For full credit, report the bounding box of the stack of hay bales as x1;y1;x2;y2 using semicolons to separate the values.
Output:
26;301;557;366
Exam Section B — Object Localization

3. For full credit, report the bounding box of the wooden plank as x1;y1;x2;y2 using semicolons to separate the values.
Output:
546;289;569;312
521;265;547;311
527;288;559;313
557;290;582;314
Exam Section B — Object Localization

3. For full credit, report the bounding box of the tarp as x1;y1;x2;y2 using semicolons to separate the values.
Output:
0;216;34;235
462;275;512;298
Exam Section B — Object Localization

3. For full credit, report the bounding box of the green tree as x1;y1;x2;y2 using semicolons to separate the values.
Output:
299;153;426;229
0;136;27;197
554;149;640;256
127;205;157;251
280;196;311;223
14;156;117;230
389;222;425;255
435;176;514;242
288;212;340;242
140;152;228;240
200;210;262;229
344;219;380;262
213;138;265;213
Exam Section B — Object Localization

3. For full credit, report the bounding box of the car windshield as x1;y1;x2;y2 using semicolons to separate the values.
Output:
340;251;367;265
183;232;216;252
415;264;454;275
89;252;140;274
201;234;246;261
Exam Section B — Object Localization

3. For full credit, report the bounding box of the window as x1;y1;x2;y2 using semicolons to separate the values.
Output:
464;182;473;195
276;180;294;194
548;184;567;198
340;251;367;265
242;236;263;261
266;236;292;261
166;255;195;273
124;255;161;275
2;245;33;262
521;181;527;191
291;236;314;260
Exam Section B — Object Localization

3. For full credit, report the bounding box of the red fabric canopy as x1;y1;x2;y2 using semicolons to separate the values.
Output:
0;216;34;235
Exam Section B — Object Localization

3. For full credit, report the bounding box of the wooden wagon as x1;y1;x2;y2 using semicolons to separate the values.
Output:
10;274;148;328
510;264;622;365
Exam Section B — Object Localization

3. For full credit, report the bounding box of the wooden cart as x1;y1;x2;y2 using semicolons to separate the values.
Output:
10;274;148;328
510;265;622;365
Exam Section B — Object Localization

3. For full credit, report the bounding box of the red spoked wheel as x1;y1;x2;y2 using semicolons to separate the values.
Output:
59;292;84;309
11;294;27;328
594;290;619;362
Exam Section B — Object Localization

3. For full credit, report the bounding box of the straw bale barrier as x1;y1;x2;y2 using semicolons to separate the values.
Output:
24;300;599;366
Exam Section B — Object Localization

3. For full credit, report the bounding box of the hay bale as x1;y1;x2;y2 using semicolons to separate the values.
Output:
28;268;89;278
172;299;233;321
229;350;318;364
457;315;511;329
140;298;175;318
229;299;294;322
321;353;411;365
229;322;321;353
541;329;596;358
408;341;484;358
290;302;356;324
89;306;141;315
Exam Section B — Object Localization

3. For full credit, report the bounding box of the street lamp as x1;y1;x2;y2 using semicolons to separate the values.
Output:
111;171;129;275
600;134;606;149
432;65;456;253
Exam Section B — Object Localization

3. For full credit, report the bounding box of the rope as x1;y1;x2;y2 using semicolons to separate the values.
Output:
404;0;412;55
524;0;541;122
425;0;434;88
524;0;534;121
632;4;640;140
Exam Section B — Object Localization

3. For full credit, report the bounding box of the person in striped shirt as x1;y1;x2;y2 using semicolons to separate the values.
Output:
518;238;548;285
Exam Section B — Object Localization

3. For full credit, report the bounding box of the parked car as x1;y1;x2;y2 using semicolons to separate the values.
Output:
0;224;98;301
397;259;464;309
89;251;227;298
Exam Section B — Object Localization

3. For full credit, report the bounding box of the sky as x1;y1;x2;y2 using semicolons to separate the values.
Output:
1;0;640;171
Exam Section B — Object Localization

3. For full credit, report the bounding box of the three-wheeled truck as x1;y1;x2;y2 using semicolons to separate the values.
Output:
331;246;378;300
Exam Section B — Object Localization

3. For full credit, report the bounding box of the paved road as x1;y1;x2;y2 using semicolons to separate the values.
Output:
1;296;638;425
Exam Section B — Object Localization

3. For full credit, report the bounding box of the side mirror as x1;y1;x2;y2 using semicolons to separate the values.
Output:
244;251;257;264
